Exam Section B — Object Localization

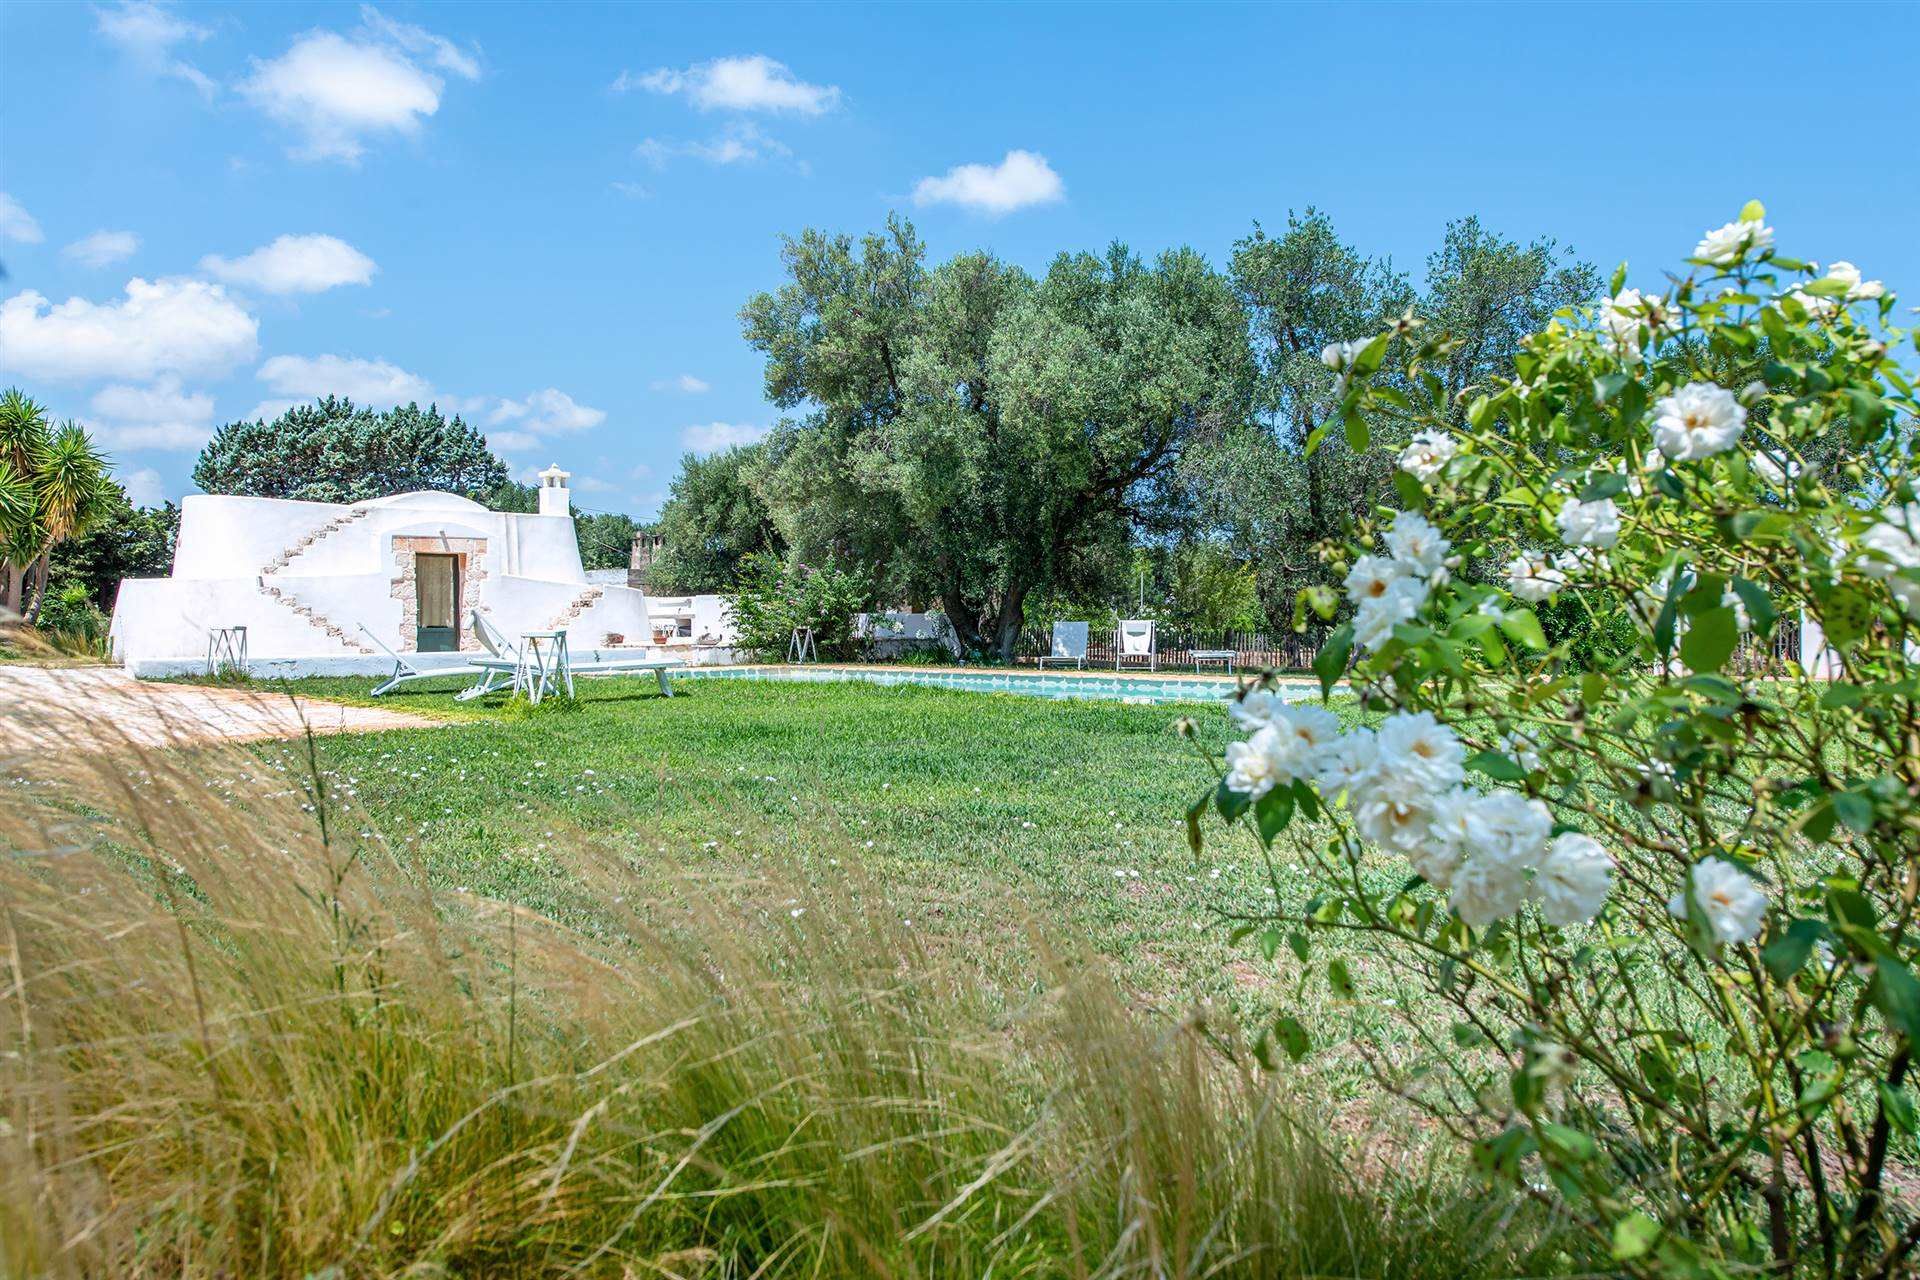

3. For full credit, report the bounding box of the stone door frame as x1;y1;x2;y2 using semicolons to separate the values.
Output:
391;535;489;652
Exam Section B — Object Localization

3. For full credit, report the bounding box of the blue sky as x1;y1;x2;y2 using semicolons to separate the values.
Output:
2;1;1915;517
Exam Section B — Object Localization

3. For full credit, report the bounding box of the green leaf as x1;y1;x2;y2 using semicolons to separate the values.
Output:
1609;261;1628;296
1185;791;1209;856
1327;957;1355;999
1343;406;1369;453
1879;1081;1917;1136
1497;609;1547;651
1287;931;1310;963
1215;777;1251;822
1392;469;1426;510
1255;785;1295;844
1612;1212;1661;1261
1761;918;1827;984
1832;790;1874;835
1466;750;1527;782
1678;607;1738;673
1273;1014;1311;1062
1730;577;1777;636
1580;472;1629;501
1868;957;1920;1041
1313;623;1353;697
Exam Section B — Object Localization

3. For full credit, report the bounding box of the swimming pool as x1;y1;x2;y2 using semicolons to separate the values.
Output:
674;664;1321;705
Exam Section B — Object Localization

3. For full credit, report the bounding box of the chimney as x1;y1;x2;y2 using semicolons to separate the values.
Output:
537;463;571;517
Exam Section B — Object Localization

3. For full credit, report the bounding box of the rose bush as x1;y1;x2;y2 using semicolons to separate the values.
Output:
1187;203;1918;1277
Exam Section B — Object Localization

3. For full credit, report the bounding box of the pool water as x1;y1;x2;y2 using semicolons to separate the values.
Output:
675;664;1319;705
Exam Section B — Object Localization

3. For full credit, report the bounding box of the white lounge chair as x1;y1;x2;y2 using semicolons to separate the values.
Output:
1115;619;1157;672
365;624;486;696
1038;621;1089;669
457;611;683;702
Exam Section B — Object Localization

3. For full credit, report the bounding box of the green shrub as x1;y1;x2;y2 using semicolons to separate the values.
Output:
34;581;109;653
724;551;868;660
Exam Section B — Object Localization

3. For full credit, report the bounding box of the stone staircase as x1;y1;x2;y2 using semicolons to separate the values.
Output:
545;586;604;632
260;580;375;654
260;504;373;577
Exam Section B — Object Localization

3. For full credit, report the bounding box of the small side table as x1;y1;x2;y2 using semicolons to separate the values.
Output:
514;630;573;705
787;626;817;664
1191;649;1237;674
206;625;248;677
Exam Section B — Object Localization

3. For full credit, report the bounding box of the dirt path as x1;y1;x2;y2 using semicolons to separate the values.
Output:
0;664;440;751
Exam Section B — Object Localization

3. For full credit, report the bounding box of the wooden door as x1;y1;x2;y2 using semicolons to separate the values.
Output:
415;553;459;652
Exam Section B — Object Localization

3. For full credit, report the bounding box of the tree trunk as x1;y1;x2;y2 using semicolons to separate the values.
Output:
992;583;1028;663
23;550;51;624
940;585;984;656
0;562;20;616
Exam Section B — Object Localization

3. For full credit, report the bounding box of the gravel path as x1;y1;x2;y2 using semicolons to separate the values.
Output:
0;664;439;751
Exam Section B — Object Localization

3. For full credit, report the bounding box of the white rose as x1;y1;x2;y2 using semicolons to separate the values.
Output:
1352;575;1426;649
1667;857;1767;946
1503;731;1543;773
1652;381;1747;460
1398;430;1458;483
1312;728;1376;796
1556;496;1621;549
1826;260;1886;301
1505;551;1566;603
1353;792;1437;854
1535;832;1612;925
1598;287;1678;357
1372;710;1465;797
1229;686;1281;732
1857;502;1920;617
1344;554;1409;607
1446;791;1553;926
1270;702;1343;757
1694;218;1773;266
1321;338;1367;371
1224;726;1288;799
1384;510;1451;577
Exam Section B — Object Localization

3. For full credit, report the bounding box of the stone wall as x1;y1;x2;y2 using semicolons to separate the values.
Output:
389;535;490;651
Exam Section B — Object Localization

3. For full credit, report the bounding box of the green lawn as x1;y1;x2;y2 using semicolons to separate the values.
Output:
271;674;1391;1047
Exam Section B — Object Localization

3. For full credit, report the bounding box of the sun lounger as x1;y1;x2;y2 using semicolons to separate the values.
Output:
365;625;486;696
456;611;683;701
1037;620;1089;669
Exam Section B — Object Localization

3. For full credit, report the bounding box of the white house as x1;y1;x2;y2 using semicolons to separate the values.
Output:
110;465;658;679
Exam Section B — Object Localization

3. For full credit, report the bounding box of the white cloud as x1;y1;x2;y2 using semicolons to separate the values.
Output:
636;122;790;169
199;233;377;293
87;375;216;451
356;5;481;80
610;180;651;200
254;353;435;415
680;422;767;453
618;54;838;115
486;429;539;453
485;387;606;434
94;1;214;98
0;277;258;382
239;11;476;163
63;230;141;268
573;474;614;493
116;464;167;507
651;373;709;393
912;150;1065;216
0;193;42;244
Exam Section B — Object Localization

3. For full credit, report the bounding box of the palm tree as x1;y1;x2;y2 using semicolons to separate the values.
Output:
23;422;113;622
0;390;114;620
0;388;48;614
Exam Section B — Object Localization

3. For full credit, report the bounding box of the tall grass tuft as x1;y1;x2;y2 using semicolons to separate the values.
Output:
1;702;1585;1278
